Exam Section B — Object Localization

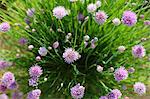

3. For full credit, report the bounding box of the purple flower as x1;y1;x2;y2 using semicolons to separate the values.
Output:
95;11;108;25
128;67;135;73
26;8;35;17
38;47;48;56
107;92;117;99
87;3;97;13
144;20;150;26
27;89;41;99
63;48;81;64
12;91;23;99
132;45;146;58
99;96;108;99
0;22;10;32
24;17;31;25
114;67;128;82
134;82;146;95
0;84;7;93
0;94;8;99
71;83;85;99
111;89;122;98
1;72;15;86
0;60;12;70
19;38;28;45
53;6;68;19
77;13;85;22
122;10;137;26
53;41;59;49
29;65;43;78
29;77;38;87
8;81;18;90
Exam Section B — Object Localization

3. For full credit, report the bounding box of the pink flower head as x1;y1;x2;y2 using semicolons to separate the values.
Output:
53;41;59;49
1;72;15;86
99;96;108;99
38;47;48;56
114;67;128;82
144;20;150;26
0;60;12;70
111;89;122;98
0;94;8;99
87;3;97;13
53;6;68;19
0;22;10;32
27;89;41;99
71;83;85;99
63;48;81;64
134;82;146;95
122;10;137;26
132;45;146;58
95;11;108;25
29;65;43;78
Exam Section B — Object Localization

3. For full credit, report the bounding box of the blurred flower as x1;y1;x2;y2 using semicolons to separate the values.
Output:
84;35;90;41
0;22;10;32
0;84;7;93
0;60;12;70
53;41;59;49
12;91;23;99
91;43;96;49
114;67;128;82
122;10;137;26
144;20;150;26
26;8;35;17
134;82;146;95
84;41;88;47
107;92;117;99
139;15;144;19
0;94;8;99
95;11;108;25
8;81;18;90
29;65;43;78
28;45;34;50
1;72;15;87
25;25;30;29
96;1;101;8
36;56;41;61
71;83;85;99
38;47;48;56
97;65;103;73
77;13;85;22
48;46;52;50
70;0;78;2
112;18;121;26
132;45;145;58
53;6;68;19
99;96;108;99
122;85;127;90
29;77;38;87
124;96;129;99
87;3;97;13
63;48;81;64
27;89;41;99
16;53;21;58
24;17;31;25
32;29;36;32
109;67;114;72
19;38;28;45
128;67;135;73
111;89;122;98
118;46;126;53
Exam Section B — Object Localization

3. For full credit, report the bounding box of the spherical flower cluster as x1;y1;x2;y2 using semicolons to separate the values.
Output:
0;60;12;70
118;46;126;53
63;48;81;64
97;65;103;72
111;89;122;98
38;47;48;56
95;11;108;25
0;22;10;32
132;45;146;58
114;67;128;82
53;41;59;49
128;67;135;73
122;10;137;26
144;20;150;26
99;96;108;99
29;65;43;78
53;6;68;19
96;1;101;8
26;8;35;17
134;82;146;95
1;72;15;86
112;18;121;26
77;13;85;22
28;45;34;50
29;78;38;87
27;89;41;99
0;94;8;99
19;38;28;45
87;3;97;13
70;83;85;99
